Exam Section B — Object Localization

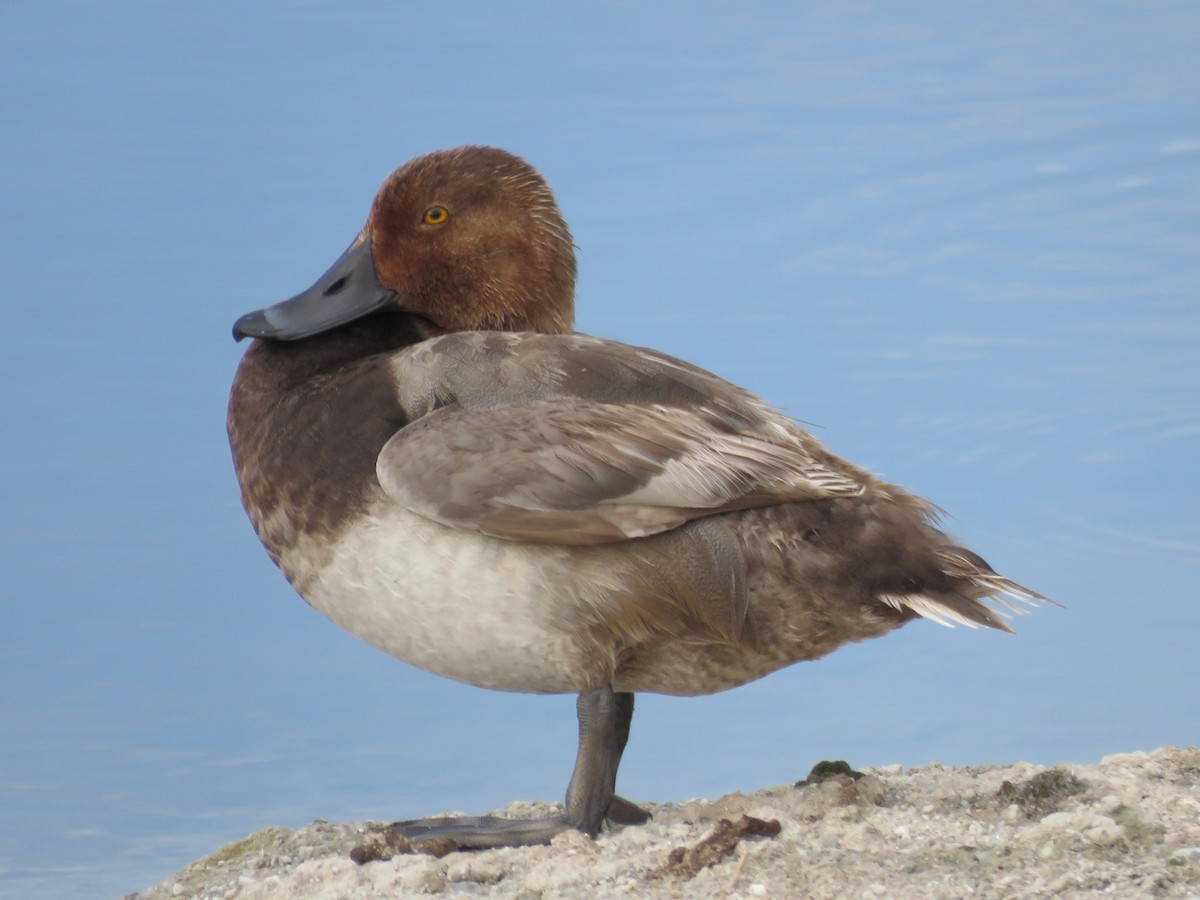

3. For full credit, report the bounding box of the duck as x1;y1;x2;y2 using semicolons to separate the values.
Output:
228;145;1050;849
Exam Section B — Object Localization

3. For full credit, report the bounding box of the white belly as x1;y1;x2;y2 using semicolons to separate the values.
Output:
295;508;594;693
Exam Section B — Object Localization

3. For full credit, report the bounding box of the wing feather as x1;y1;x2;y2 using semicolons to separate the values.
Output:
378;400;862;544
378;332;868;545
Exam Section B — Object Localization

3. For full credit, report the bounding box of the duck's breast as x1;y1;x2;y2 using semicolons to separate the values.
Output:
300;499;617;694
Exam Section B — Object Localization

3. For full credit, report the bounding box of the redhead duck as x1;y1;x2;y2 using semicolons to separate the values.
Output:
228;146;1049;849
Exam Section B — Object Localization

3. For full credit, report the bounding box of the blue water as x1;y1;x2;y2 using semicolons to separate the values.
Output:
2;2;1197;896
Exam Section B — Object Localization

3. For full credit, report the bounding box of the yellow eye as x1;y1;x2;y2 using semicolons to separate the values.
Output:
423;206;449;225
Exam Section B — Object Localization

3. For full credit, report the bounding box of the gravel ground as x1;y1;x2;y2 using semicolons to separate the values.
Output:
131;747;1200;899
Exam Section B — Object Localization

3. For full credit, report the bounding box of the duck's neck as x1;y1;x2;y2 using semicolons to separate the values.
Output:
237;310;433;390
228;310;432;583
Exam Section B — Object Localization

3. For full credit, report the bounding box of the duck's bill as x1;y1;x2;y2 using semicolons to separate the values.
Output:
232;235;396;341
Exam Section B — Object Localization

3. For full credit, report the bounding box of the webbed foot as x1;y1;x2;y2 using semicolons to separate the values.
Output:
385;687;647;852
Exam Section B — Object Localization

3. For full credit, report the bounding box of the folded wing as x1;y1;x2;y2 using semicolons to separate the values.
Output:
378;332;866;544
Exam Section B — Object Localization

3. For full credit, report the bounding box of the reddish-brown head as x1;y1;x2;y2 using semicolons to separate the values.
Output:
233;147;576;343
368;146;575;335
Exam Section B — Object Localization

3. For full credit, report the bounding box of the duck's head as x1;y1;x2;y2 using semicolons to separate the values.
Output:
233;146;576;342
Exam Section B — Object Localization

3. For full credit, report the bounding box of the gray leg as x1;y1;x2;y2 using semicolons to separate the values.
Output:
563;686;624;834
605;691;651;825
388;685;648;849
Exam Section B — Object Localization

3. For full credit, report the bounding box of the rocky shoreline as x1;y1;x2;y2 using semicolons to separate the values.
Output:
132;747;1200;899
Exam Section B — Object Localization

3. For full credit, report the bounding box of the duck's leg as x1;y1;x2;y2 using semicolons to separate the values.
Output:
604;691;651;826
388;684;648;849
566;688;651;829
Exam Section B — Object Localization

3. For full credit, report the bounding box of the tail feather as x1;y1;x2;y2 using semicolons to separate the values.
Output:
880;544;1056;633
880;591;1015;632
